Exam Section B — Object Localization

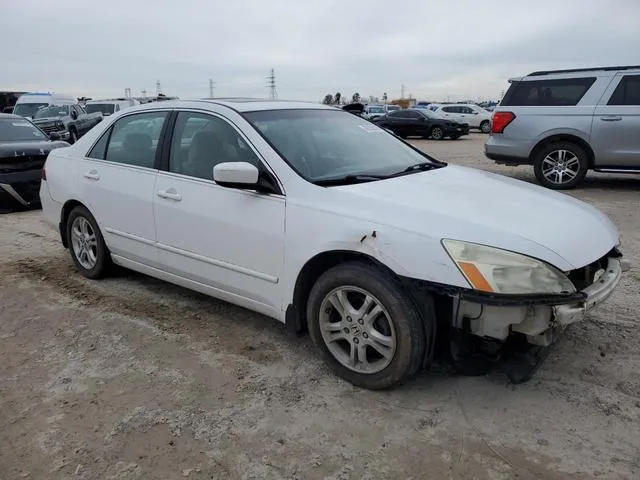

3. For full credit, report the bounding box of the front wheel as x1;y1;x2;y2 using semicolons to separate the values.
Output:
533;142;588;190
66;205;110;279
430;126;444;140
307;262;429;389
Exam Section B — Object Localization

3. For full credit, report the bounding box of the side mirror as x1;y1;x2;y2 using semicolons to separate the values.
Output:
472;111;479;115
213;162;259;188
48;132;62;141
70;110;78;120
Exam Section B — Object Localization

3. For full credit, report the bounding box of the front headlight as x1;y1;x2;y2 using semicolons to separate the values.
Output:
442;239;576;295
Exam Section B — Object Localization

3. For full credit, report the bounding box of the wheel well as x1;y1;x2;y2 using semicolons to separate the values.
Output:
530;134;595;167
286;251;399;334
59;200;85;247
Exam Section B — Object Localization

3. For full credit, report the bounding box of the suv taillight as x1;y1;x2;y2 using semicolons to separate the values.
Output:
491;111;515;134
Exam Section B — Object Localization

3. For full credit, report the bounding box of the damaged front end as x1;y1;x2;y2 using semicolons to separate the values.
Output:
403;248;627;381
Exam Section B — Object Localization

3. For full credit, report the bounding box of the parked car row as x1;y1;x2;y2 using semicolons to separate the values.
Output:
373;108;470;140
485;64;640;189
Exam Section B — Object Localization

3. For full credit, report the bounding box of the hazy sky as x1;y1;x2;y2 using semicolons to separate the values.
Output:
4;0;639;102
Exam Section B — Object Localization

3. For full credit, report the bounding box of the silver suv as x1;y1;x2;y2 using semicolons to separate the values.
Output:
485;65;640;189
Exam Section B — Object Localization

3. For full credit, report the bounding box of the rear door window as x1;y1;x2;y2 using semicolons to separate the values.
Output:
501;77;596;106
608;75;640;106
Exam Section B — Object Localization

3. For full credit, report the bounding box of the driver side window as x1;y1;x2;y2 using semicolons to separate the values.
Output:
169;112;260;181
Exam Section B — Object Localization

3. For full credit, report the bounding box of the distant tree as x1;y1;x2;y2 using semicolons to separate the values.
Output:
322;94;334;105
334;92;342;105
352;92;360;103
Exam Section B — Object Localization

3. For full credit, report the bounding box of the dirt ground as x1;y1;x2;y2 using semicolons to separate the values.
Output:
1;133;639;480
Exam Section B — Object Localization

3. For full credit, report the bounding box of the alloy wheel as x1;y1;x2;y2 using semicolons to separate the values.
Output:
71;216;98;270
318;286;397;374
541;149;580;185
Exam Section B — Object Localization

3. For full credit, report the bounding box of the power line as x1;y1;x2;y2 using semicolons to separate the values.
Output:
266;69;277;100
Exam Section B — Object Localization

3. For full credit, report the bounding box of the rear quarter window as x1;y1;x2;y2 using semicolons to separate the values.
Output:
501;77;596;106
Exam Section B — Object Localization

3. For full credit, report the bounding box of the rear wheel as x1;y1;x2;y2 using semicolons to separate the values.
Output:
66;205;110;279
480;120;491;133
533;142;588;190
307;261;429;390
430;126;444;140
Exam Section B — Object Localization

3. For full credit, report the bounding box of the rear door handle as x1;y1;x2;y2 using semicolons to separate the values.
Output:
600;116;622;121
157;189;182;201
83;170;99;180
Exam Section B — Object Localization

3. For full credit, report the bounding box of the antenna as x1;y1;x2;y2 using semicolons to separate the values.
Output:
209;78;215;98
156;80;162;96
266;68;277;100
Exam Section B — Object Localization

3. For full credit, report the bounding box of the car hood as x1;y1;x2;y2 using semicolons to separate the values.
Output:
0;140;69;159
333;165;619;270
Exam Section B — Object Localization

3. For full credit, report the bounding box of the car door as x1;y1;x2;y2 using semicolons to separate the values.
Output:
79;110;169;268
404;110;428;135
460;106;478;127
591;74;640;168
439;106;462;123
153;110;285;316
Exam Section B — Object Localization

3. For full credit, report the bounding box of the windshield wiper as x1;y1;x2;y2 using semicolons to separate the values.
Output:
314;174;389;186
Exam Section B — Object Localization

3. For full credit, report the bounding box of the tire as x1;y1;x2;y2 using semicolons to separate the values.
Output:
430;126;444;140
533;142;588;190
480;120;491;134
69;128;78;144
450;135;461;140
307;261;429;390
66;205;110;279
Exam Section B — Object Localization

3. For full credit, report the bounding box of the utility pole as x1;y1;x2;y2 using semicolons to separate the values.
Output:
124;88;131;99
209;78;215;98
266;69;277;100
400;84;405;99
156;80;162;96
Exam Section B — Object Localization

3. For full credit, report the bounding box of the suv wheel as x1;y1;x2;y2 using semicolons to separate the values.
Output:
307;261;429;390
430;126;444;140
533;142;588;190
66;205;110;279
480;120;491;133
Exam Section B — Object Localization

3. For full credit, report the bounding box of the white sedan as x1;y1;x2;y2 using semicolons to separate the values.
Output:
40;99;626;389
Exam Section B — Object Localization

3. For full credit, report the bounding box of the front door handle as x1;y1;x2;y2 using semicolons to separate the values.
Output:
600;116;622;122
157;189;182;201
83;170;99;180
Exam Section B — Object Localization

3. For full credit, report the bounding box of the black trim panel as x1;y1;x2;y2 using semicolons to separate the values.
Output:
484;151;532;165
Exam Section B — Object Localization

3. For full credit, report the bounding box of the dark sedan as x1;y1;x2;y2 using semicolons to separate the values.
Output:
0;113;68;212
372;108;469;140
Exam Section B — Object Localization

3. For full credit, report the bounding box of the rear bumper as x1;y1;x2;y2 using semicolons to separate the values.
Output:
484;138;531;164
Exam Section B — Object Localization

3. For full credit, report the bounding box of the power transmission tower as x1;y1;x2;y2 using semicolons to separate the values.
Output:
209;78;215;98
156;80;162;96
266;69;277;100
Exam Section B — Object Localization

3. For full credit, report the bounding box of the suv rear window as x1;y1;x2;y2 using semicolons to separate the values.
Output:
501;77;596;106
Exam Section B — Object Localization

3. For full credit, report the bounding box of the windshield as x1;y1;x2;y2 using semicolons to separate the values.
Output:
243;109;440;183
367;106;385;113
414;108;443;119
0;118;47;141
34;105;69;119
85;103;115;115
13;103;48;118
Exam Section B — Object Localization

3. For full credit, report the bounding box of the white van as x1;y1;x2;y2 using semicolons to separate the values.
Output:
13;93;77;119
84;98;140;117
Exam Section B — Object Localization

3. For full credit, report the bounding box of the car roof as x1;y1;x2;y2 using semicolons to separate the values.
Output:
0;113;24;120
123;98;336;114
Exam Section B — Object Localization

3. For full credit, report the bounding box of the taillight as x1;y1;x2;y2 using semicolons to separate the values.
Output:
491;111;515;134
41;167;46;180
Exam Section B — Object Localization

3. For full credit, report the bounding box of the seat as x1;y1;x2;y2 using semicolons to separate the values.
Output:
182;131;228;180
122;132;154;167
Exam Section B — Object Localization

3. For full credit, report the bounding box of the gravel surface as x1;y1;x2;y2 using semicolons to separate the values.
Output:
1;133;639;479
